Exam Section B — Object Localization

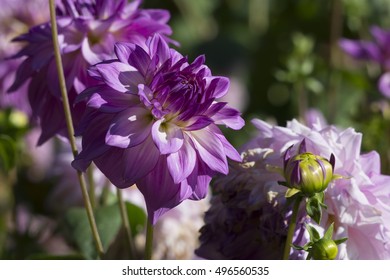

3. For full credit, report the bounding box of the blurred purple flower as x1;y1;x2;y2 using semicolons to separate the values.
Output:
72;34;244;224
8;0;174;145
198;115;390;259
0;0;50;115
340;26;390;98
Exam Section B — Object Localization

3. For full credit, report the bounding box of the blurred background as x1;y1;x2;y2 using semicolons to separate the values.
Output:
1;0;390;259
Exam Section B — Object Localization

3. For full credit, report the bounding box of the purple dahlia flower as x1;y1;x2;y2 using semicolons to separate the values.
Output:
8;0;174;145
339;26;390;97
72;34;244;224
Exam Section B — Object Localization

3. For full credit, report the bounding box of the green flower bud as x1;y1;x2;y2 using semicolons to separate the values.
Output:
311;238;338;260
283;140;335;197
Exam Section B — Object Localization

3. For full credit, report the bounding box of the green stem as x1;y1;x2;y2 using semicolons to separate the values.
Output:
117;188;136;259
100;179;111;206
87;165;96;209
144;220;154;260
48;0;104;258
283;196;302;260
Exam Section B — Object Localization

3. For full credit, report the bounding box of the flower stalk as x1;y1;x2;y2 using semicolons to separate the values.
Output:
283;195;302;260
144;220;154;260
48;0;104;258
116;188;136;259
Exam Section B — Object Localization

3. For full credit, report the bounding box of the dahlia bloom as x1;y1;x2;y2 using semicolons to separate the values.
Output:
72;34;244;224
198;116;390;259
8;0;174;145
339;26;390;97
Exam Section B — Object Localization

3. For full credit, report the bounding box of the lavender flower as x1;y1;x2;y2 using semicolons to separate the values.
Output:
198;115;390;259
72;34;244;224
8;0;174;145
340;26;390;97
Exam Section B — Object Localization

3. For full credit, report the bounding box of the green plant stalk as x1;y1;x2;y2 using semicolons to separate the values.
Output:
87;165;97;209
49;0;104;258
117;188;136;259
144;220;154;260
283;196;302;260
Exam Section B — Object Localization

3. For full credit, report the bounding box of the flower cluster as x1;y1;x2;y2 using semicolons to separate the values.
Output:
72;34;244;224
197;115;390;259
8;0;174;144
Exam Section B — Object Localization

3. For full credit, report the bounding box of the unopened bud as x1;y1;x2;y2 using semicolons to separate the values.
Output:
283;140;335;197
311;238;338;260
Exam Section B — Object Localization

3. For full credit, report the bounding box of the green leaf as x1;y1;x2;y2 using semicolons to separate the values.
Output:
334;237;348;245
323;223;334;240
63;203;123;259
305;224;320;242
125;202;147;237
305;78;323;94
0;135;17;171
285;188;301;198
291;244;305;250
292;243;311;251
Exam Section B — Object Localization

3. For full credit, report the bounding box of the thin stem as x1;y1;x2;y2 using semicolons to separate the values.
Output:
144;220;154;260
87;165;97;209
48;0;104;258
283;196;302;260
100;179;111;206
116;188;136;259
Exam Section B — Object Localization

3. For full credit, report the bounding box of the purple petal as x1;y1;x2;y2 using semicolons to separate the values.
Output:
105;106;153;148
208;124;242;162
378;72;390;98
299;139;307;153
81;38;102;65
115;43;151;77
186;161;212;200
211;104;245;130
339;39;381;62
72;113;113;171
151;119;184;154
205;76;230;98
121;135;160;185
370;26;390;47
93;148;133;189
185;116;214;131
148;34;170;65
189;127;228;174
166;140;196;184
85;86;139;112
137;156;192;224
95;61;141;93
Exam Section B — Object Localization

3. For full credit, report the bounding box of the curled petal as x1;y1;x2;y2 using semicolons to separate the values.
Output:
151;119;184;154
